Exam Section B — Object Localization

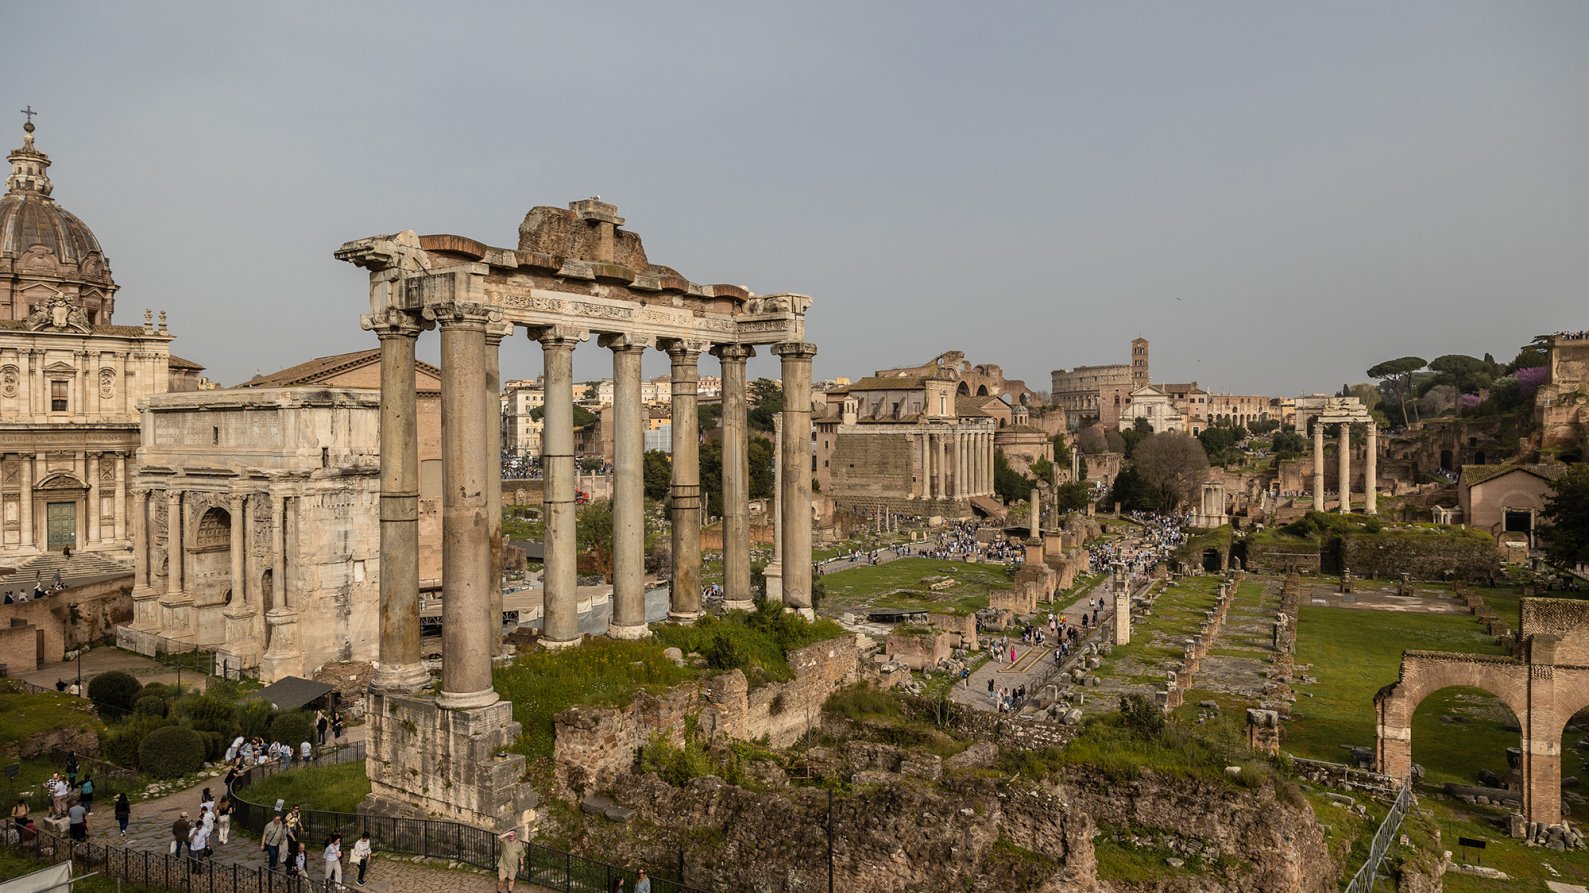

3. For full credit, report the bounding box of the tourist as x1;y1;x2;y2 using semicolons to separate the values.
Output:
189;814;210;861
47;773;68;817
200;787;214;812
333;711;345;741
634;869;651;893
65;755;78;788
285;804;303;839
301;739;313;763
261;815;286;870
323;832;343;888
315;710;329;746
351;831;372;886
291;844;307;878
610;878;625;893
172;811;191;857
78;775;94;813
114;794;130;835
216;796;232;844
497;829;525;893
67;800;88;841
285;828;302;875
11;797;29;833
224;764;240;792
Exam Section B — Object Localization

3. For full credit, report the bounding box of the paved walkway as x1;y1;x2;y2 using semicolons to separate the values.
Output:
952;580;1121;711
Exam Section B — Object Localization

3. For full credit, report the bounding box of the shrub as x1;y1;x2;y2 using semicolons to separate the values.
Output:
133;695;167;718
138;682;174;703
138;725;206;778
1118;694;1165;738
101;717;170;769
175;693;240;737
235;700;275;740
87;671;142;715
269;711;315;748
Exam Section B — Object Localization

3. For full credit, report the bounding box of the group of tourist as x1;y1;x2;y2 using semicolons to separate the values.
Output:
985;677;1030;713
258;808;374;886
3;570;68;604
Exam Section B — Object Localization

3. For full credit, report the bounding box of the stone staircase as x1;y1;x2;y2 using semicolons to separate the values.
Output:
2;549;134;590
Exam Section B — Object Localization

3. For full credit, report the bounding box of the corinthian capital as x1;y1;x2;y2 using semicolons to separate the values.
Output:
423;301;499;328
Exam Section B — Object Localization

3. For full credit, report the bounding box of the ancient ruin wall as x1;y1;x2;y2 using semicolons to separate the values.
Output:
554;636;862;782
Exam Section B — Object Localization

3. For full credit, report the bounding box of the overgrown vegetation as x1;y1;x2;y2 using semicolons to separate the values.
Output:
243;760;372;814
652;603;846;688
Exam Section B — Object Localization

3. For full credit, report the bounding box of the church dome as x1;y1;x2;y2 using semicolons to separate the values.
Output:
1;118;117;324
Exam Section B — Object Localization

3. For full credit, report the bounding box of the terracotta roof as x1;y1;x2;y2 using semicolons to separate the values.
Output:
237;348;440;390
955;394;1007;416
848;375;930;391
0;319;150;337
167;354;205;371
1460;463;1569;488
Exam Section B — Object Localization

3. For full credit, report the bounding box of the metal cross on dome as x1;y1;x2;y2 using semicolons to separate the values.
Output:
20;106;37;124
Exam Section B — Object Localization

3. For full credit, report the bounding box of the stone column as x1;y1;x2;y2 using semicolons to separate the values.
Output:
540;329;583;649
603;334;649;638
367;310;429;691
229;493;245;604
132;488;149;590
1312;418;1326;508
485;326;508;651
667;342;704;622
433;303;499;708
1364;422;1378;516
86;453;100;544
775;342;817;617
934;433;947;501
1337;423;1351;514
166;490;183;596
18;457;31;549
714;344;755;611
113;454;126;542
955;433;965;498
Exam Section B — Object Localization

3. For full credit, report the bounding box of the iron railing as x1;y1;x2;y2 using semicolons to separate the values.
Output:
4;826;328;893
228;744;709;893
1343;782;1413;893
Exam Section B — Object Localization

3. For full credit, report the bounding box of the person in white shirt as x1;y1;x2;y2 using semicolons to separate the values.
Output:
300;740;312;763
188;821;210;861
323;833;343;887
351;832;373;886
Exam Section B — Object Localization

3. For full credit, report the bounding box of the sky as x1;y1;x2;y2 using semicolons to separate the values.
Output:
3;2;1587;396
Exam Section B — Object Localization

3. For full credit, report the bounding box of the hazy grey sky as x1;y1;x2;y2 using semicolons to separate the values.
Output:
5;2;1586;395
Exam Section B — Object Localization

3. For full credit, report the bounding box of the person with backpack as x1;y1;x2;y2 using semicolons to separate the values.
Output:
77;775;94;813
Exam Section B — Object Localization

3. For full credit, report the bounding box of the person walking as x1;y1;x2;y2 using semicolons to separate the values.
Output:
65;755;78;788
113;794;130;835
189;816;211;862
172;812;191;857
77;775;94;813
323;833;343;889
496;829;525;893
66;800;88;841
351;831;372;886
315;710;329;746
260;815;286;870
216;796;232;845
634;869;651;893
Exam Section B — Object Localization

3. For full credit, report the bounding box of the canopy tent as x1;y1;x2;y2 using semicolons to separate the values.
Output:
248;676;335;712
0;861;74;893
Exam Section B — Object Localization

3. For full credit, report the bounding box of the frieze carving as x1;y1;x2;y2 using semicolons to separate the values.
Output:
151;496;168;544
1;365;17;399
251;496;274;557
2;461;17;487
100;459;116;483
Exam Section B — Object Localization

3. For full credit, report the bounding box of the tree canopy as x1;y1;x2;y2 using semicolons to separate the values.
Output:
1367;356;1427;427
993;449;1035;505
1541;465;1589;569
748;379;783;433
1130;433;1210;511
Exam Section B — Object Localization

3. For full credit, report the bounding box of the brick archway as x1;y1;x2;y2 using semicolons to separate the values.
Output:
1377;598;1589;825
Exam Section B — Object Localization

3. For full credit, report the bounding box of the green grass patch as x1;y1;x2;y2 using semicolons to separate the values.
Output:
0;847;128;892
1288;605;1506;774
818;557;1015;616
1062;697;1285;790
241;761;371;815
1422;797;1589;888
495;637;702;761
0;686;105;748
652;604;847;688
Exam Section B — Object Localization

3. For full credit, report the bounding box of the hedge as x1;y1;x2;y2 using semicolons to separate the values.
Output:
138;725;206;779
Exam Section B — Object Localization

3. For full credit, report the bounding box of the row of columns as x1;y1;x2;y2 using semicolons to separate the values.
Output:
918;429;994;499
3;451;129;552
1311;420;1378;515
368;303;818;699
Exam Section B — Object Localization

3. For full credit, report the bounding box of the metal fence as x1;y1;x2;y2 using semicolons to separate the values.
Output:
4;826;328;893
115;628;259;681
228;744;709;893
1343;782;1413;893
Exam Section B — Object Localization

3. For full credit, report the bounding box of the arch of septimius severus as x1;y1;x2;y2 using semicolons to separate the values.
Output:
338;198;815;829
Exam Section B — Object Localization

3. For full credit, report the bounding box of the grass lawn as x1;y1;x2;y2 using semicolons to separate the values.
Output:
0;687;105;749
818;558;1015;616
1094;576;1223;681
1288;605;1507;779
242;761;370;815
0;848;126;891
1421;797;1589;889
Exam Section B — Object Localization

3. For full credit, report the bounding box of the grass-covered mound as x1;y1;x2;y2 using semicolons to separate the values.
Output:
243;760;371;814
652;602;846;687
818;557;1016;616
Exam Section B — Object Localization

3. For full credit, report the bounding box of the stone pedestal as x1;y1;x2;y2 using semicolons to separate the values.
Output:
362;690;538;833
130;588;161;631
259;607;303;681
1113;591;1131;645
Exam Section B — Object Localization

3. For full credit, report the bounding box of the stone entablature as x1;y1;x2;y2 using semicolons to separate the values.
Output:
1538;332;1589;454
1310;396;1378;515
124;388;383;681
1376;597;1589;826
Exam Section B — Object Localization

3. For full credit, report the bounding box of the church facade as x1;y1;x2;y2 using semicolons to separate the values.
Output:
0;119;195;573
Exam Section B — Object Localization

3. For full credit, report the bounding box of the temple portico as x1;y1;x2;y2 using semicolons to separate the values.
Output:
339;200;815;831
1309;396;1377;515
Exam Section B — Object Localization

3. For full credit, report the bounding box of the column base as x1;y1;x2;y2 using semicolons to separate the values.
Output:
785;606;816;621
435;687;499;710
364;690;538;834
667;610;702;624
606;622;651;641
721;599;756;613
371;662;433;693
764;560;784;604
538;635;581;652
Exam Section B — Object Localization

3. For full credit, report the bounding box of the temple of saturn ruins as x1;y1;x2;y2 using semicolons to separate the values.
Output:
1309;395;1377;514
336;198;816;829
